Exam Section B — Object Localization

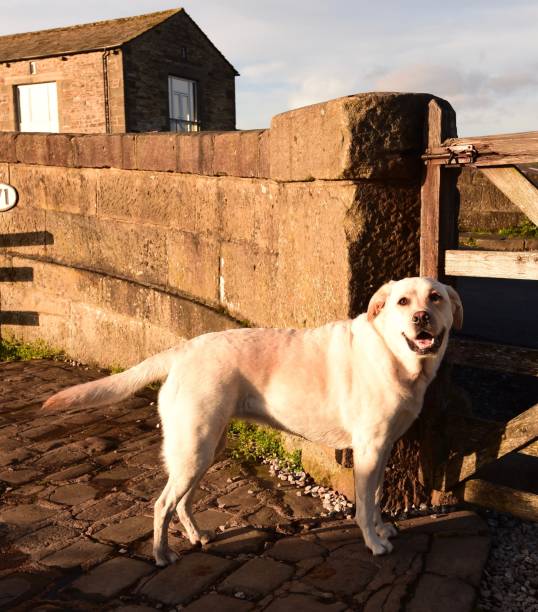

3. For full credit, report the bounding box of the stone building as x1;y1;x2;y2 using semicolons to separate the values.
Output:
0;8;238;134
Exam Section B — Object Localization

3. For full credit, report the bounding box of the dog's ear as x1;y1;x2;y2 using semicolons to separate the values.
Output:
445;285;463;330
367;281;395;322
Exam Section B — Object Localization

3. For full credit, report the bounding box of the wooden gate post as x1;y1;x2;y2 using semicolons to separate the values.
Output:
420;100;459;279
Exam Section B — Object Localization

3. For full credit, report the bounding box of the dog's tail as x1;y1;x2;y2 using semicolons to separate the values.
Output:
42;346;180;411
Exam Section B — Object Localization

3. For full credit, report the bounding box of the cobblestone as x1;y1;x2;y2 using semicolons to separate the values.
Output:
0;359;491;610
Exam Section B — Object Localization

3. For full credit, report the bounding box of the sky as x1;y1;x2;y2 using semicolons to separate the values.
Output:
1;0;536;136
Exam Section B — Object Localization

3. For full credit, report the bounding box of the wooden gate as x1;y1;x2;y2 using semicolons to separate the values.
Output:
420;100;538;520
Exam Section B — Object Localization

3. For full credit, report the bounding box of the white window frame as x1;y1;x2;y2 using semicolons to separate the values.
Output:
168;76;199;132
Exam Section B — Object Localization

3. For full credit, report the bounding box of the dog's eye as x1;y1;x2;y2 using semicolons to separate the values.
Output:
398;297;409;306
430;293;442;303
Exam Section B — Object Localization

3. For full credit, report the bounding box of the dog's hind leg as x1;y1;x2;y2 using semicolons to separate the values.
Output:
175;431;227;546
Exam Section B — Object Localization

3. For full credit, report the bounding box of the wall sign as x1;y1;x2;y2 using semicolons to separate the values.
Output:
0;183;18;212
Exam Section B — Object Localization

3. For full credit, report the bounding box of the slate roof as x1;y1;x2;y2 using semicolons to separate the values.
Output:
0;8;238;73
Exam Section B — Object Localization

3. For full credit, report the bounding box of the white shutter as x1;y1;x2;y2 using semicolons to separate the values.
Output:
17;82;59;133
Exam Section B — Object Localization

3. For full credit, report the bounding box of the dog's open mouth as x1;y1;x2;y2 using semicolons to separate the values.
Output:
403;329;445;355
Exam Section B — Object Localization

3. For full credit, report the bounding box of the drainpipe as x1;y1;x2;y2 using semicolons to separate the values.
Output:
102;50;111;134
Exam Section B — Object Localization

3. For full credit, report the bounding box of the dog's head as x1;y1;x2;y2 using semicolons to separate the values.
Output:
366;277;463;360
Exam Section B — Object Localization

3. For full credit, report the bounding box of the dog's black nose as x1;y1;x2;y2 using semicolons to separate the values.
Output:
412;311;430;325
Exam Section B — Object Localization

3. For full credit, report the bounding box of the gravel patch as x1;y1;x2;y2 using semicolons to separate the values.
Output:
478;511;538;612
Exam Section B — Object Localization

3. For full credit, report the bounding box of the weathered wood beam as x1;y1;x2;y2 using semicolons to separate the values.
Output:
518;439;538;458
426;130;538;167
480;166;538;226
445;250;538;280
457;479;538;522
447;338;538;377
436;403;538;491
420;100;458;279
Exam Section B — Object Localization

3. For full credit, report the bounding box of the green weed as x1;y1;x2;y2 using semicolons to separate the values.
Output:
0;336;65;362
498;220;538;239
228;420;302;471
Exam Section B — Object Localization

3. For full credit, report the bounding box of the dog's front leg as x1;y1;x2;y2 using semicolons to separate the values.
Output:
373;446;398;540
353;440;394;555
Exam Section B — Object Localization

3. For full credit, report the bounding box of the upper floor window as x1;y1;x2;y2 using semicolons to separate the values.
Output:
168;76;199;132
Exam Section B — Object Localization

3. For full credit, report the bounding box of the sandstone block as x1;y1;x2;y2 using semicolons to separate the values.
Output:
266;537;326;563
49;483;98;506
122;134;137;170
0;205;48;258
15;133;49;165
425;535;490;587
47;134;74;167
0;133;17;163
270;92;455;181
218;557;294;598
41;539;114;569
167;231;219;302
9;165;98;215
73;134;124;168
45;211;168;287
139;552;235;605
406;573;476;612
94;515;153;545
218;177;280;251
177;133;202;174
135;133;177;172
0;504;56;526
213;130;268;178
71;556;153;599
0;468;41;485
219;241;278;326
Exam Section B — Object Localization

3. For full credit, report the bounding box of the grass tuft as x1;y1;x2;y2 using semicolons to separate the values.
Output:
498;220;538;239
0;336;65;362
228;420;302;471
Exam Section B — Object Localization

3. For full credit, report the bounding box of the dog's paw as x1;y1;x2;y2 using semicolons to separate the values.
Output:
376;521;398;539
188;529;215;546
199;529;215;546
366;536;393;556
154;547;179;567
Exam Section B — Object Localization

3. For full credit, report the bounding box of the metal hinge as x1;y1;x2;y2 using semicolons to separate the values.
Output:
422;144;478;166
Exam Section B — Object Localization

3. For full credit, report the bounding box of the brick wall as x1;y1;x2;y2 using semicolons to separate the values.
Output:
0;51;126;133
123;11;236;132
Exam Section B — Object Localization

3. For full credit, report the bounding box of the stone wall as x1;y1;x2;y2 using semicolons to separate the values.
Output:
458;166;527;232
0;92;454;494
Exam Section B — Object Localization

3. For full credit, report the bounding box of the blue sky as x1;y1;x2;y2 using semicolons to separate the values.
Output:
1;0;536;136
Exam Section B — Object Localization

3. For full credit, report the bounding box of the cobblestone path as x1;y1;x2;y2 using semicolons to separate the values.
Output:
0;359;490;611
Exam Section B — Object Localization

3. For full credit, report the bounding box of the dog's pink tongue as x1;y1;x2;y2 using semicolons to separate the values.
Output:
415;337;434;349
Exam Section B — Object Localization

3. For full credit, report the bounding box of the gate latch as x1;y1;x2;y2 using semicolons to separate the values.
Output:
422;143;478;165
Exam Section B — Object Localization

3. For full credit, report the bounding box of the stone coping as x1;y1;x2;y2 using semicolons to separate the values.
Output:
0;92;454;181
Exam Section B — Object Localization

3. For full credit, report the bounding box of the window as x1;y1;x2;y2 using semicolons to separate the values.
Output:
168;76;198;132
17;82;59;132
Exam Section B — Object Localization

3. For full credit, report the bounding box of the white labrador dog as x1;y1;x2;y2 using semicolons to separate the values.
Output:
44;276;462;566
